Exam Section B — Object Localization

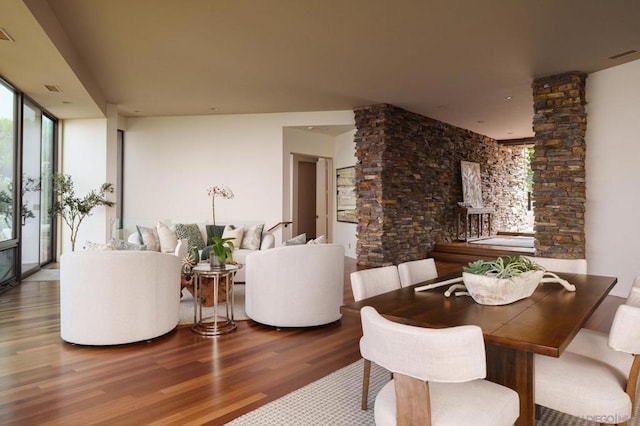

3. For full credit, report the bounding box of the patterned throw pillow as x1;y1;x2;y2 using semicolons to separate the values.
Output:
174;223;205;250
136;225;160;251
110;239;147;251
84;240;113;251
240;224;264;250
284;233;306;246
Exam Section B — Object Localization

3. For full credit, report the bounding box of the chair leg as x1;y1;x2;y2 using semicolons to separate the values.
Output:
361;358;371;410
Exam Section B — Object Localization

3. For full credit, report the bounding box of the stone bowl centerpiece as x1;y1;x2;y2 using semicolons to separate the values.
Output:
461;256;576;305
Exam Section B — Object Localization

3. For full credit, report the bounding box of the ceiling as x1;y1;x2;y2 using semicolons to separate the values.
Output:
1;0;639;139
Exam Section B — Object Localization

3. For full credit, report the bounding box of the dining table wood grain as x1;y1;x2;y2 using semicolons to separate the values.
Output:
340;271;617;426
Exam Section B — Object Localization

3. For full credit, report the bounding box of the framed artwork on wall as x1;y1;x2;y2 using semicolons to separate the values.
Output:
337;166;357;223
461;160;483;208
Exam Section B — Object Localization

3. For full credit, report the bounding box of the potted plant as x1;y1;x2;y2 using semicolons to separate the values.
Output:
50;174;114;251
461;256;563;305
210;236;235;269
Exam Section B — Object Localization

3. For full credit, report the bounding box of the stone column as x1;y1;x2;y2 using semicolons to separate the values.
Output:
531;72;587;258
353;104;390;266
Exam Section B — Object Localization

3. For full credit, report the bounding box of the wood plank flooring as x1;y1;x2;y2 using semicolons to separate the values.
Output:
0;258;624;425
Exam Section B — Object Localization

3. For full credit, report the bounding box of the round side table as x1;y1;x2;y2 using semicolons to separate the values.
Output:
190;263;241;336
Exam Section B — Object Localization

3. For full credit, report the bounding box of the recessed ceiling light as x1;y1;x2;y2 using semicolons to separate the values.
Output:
0;28;14;42
504;96;513;100
307;126;315;130
609;50;638;60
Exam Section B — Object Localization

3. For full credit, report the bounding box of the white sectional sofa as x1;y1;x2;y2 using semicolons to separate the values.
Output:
60;250;182;345
127;221;275;282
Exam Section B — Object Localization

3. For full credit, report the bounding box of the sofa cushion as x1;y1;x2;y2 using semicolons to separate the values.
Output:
156;221;178;253
175;223;206;250
205;224;226;246
222;225;244;249
241;224;264;250
136;225;160;251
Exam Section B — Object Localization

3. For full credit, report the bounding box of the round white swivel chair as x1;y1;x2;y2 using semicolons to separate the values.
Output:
60;250;182;345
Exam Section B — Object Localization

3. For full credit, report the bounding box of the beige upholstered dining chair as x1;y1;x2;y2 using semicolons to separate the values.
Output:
397;258;438;287
350;265;401;410
350;265;401;302
360;306;520;425
525;256;587;274
626;275;640;307
564;275;640;359
535;302;640;426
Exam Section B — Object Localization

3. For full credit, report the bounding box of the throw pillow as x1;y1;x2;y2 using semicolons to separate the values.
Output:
174;223;206;250
205;224;226;245
306;235;327;244
240;224;264;250
156;221;178;253
222;224;244;249
110;239;147;251
84;240;113;251
284;233;306;246
136;225;160;251
200;245;212;260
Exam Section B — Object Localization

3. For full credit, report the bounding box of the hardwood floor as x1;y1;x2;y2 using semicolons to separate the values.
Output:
0;258;624;425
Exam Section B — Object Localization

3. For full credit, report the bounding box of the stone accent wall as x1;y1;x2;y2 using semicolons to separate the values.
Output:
354;104;530;266
532;72;587;259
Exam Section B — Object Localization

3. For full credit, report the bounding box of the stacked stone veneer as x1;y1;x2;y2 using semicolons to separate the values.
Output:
354;104;530;267
531;72;587;259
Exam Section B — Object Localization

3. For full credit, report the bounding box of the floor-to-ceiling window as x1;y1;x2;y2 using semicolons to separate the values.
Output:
0;76;56;290
40;115;54;264
21;100;55;276
0;80;18;287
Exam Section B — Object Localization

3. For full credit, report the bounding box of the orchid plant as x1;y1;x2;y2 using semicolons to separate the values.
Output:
206;185;234;226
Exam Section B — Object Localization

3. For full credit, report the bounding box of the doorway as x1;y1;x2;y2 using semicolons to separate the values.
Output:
292;155;332;241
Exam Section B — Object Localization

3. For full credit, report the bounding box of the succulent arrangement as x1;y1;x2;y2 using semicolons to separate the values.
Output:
463;256;542;279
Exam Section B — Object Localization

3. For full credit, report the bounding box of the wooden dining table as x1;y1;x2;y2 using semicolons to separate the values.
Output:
340;271;617;426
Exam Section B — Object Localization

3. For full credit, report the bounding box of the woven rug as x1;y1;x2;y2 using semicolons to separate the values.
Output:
179;284;249;325
227;359;639;426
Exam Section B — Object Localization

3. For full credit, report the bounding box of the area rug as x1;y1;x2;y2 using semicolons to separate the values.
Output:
227;359;639;426
22;268;60;281
179;284;249;325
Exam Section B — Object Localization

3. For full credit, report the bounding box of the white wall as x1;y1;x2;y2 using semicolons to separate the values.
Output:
122;111;354;246
60;118;111;252
586;59;640;297
335;130;357;258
